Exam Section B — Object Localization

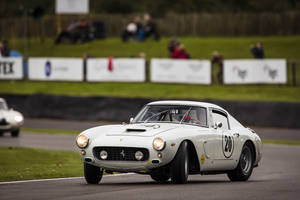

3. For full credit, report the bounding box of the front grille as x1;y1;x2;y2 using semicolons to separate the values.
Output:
0;118;8;126
93;147;149;161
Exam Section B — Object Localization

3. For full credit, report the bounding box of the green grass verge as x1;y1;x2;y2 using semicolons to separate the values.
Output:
3;36;300;102
0;147;83;182
1;81;300;102
262;139;300;146
9;36;300;60
22;128;80;135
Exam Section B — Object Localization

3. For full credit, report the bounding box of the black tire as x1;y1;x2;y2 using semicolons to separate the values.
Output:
170;141;189;184
11;129;20;137
0;132;4;137
227;143;254;181
150;169;170;183
84;162;103;184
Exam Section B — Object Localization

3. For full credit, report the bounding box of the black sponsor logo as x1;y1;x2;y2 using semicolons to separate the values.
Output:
264;65;277;80
233;66;247;80
45;60;51;77
0;61;14;75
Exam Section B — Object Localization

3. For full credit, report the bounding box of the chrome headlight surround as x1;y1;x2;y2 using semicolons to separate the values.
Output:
76;135;89;149
152;137;166;151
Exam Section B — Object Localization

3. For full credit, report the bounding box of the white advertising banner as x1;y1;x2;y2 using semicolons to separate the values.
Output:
0;57;23;80
224;59;287;84
28;58;83;81
150;59;211;84
87;58;145;82
56;0;89;14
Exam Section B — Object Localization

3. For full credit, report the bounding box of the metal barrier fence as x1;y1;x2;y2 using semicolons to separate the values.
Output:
0;57;299;86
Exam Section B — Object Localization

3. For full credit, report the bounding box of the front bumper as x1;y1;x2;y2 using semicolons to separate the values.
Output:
79;136;178;172
0;123;21;132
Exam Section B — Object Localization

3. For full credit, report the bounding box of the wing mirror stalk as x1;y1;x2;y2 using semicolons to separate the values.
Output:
214;122;223;129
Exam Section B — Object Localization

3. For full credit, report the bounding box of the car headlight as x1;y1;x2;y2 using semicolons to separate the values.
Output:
153;137;165;151
76;135;89;148
15;115;23;123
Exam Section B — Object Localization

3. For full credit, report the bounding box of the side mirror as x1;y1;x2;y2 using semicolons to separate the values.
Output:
215;122;222;129
129;117;134;124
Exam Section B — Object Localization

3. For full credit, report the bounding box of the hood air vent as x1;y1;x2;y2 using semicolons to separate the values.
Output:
126;128;146;132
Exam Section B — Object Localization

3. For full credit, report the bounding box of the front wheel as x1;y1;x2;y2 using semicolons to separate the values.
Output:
227;143;254;181
84;162;103;184
170;141;189;184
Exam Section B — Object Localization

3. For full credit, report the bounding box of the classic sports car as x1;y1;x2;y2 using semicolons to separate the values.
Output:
76;101;262;184
0;98;24;137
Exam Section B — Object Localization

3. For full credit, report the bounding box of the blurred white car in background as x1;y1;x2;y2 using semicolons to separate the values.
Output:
0;98;24;137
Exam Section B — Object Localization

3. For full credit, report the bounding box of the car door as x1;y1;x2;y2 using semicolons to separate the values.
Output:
210;109;236;170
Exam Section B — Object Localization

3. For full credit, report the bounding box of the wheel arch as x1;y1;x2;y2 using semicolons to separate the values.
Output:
179;139;201;173
244;140;256;162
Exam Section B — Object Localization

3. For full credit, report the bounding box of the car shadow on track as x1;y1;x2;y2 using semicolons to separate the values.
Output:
79;179;264;186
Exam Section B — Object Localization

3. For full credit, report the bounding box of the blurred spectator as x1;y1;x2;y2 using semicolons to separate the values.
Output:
250;42;264;59
171;44;190;59
55;18;91;44
211;51;224;84
0;40;10;57
55;20;80;44
139;52;146;59
122;22;137;42
122;16;143;42
140;14;160;41
0;40;22;57
78;17;90;43
168;37;180;56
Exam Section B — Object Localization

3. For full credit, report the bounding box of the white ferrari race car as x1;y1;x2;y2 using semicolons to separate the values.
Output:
76;100;262;184
0;98;24;137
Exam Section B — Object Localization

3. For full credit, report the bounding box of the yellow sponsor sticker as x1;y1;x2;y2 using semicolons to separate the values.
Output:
201;154;205;164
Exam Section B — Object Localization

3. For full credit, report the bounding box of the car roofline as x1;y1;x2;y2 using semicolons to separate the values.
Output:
147;100;225;111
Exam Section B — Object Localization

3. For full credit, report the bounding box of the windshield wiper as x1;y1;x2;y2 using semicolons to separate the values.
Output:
180;107;192;124
144;109;169;123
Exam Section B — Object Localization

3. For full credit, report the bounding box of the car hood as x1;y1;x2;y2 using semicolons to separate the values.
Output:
0;109;22;121
104;123;179;137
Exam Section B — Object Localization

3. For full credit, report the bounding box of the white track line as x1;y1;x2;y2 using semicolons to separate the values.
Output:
0;173;135;185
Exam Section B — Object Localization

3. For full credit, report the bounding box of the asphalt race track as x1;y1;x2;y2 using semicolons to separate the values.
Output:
1;144;300;200
0;118;300;200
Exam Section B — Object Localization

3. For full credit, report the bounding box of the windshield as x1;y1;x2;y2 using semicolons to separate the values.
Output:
0;101;8;110
133;105;208;127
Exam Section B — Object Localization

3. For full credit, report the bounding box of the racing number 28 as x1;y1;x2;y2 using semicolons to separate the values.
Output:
224;135;233;152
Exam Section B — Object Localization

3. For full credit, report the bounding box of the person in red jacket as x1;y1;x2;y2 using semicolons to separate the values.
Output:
171;44;190;59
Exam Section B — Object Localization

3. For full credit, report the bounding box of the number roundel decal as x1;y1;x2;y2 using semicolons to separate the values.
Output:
223;134;234;158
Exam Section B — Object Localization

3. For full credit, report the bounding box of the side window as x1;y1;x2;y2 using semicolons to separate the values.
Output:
196;107;207;127
212;110;229;130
